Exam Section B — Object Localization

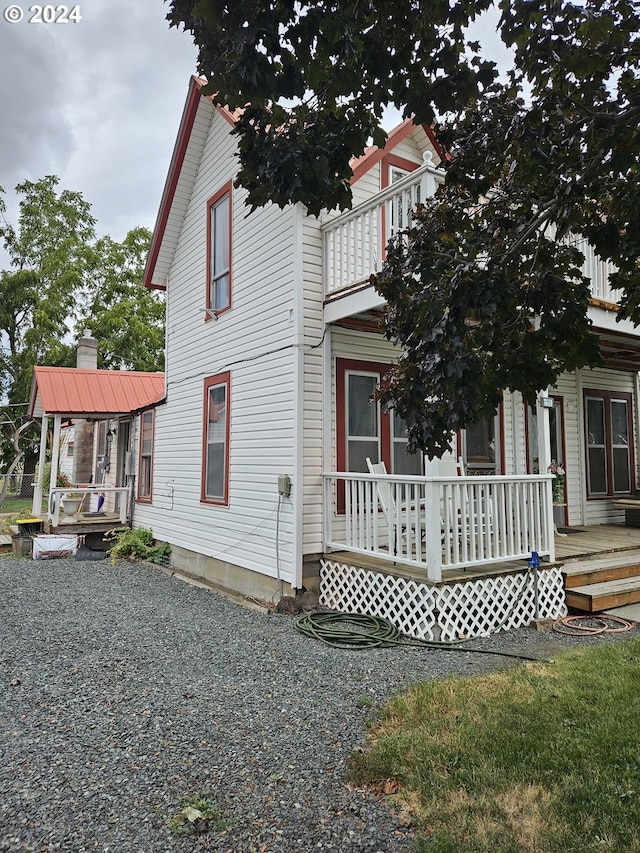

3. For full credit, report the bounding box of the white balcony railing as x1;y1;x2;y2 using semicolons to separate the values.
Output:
323;171;620;306
322;159;445;298
323;472;555;583
564;234;620;304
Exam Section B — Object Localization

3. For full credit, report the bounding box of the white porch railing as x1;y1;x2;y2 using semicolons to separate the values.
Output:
323;159;445;298
323;472;555;583
560;234;620;304
324;175;620;306
48;486;131;528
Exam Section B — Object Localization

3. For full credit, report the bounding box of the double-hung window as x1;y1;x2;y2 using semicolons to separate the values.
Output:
584;389;634;497
137;410;155;502
337;358;423;476
206;182;232;315
201;372;230;505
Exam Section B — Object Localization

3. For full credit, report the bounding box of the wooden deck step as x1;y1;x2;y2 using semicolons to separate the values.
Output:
563;549;640;589
565;575;640;613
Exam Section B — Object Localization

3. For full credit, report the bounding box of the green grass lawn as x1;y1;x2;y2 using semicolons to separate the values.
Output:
350;638;640;853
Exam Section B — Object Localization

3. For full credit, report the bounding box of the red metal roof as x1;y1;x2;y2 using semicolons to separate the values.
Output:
29;367;165;418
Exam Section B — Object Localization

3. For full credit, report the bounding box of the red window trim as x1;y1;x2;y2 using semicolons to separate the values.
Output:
205;181;233;319
201;371;231;506
136;409;155;504
336;358;392;473
380;153;421;190
583;387;635;499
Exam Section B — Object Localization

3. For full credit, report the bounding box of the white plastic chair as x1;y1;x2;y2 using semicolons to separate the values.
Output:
366;457;425;556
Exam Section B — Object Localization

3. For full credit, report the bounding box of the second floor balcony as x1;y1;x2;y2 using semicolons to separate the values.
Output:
322;167;621;323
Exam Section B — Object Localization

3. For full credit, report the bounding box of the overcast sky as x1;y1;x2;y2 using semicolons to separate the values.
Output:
0;2;508;244
0;0;198;241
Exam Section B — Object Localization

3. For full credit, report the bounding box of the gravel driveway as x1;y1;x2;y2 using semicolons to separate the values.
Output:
1;555;637;852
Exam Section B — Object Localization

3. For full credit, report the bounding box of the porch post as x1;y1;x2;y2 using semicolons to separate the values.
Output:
537;391;555;561
419;152;438;200
423;478;442;583
49;415;62;500
32;415;49;516
536;391;552;474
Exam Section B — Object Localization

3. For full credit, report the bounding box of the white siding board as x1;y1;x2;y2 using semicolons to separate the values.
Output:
138;107;302;586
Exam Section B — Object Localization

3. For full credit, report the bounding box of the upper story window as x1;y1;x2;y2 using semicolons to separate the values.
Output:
206;182;232;316
201;372;230;505
137;410;155;502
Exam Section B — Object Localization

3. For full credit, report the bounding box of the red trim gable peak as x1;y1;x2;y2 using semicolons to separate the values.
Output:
143;77;240;292
350;119;444;185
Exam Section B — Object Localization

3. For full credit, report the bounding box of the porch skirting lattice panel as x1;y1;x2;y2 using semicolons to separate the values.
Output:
320;560;567;642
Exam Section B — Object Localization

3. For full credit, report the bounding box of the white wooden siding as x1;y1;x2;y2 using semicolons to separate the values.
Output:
134;108;300;586
301;213;325;555
528;367;638;527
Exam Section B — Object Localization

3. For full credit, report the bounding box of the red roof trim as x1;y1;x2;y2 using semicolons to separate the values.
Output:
143;79;241;291
143;76;205;291
350;119;444;185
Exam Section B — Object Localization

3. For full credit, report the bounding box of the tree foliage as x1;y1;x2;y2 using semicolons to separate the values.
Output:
167;0;495;215
376;0;640;455
169;0;640;456
81;227;164;373
0;177;164;470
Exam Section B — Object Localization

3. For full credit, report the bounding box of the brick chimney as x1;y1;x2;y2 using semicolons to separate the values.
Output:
76;329;97;370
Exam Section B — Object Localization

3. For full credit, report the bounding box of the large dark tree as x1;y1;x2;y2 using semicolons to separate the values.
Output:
167;0;495;215
168;0;640;456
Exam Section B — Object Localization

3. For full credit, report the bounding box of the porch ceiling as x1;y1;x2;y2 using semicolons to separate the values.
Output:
594;326;640;372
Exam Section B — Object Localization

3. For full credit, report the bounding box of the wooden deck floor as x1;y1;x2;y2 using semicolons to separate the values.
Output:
326;524;640;586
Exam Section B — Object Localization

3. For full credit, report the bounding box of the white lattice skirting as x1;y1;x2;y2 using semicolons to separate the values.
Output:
320;559;567;642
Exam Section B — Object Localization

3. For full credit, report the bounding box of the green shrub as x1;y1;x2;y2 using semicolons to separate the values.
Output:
104;526;170;564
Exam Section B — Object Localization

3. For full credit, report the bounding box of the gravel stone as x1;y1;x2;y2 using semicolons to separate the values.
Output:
0;554;637;852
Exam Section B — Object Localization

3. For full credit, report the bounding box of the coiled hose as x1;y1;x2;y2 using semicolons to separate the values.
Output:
295;611;550;662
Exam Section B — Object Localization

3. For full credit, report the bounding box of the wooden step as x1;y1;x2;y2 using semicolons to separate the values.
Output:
563;551;640;589
565;575;640;613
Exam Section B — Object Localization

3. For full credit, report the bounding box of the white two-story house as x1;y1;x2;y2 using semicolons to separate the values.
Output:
134;76;640;638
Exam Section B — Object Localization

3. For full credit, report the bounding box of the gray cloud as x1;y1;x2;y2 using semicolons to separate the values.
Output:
1;0;197;240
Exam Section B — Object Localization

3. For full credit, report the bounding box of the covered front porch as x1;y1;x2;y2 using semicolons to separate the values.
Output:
27;358;165;535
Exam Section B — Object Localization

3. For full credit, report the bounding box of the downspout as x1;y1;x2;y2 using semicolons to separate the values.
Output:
291;203;305;590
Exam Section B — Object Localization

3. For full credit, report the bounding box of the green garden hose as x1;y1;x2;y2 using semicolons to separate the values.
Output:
295;610;550;662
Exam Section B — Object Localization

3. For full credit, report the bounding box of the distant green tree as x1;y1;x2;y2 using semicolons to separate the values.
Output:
0;178;164;474
80;227;164;372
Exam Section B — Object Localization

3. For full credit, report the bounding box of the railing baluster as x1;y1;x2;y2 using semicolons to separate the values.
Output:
322;473;552;577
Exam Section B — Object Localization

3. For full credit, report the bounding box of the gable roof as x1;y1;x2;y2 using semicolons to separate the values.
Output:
350;118;443;183
143;76;237;292
143;78;444;291
29;367;166;418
